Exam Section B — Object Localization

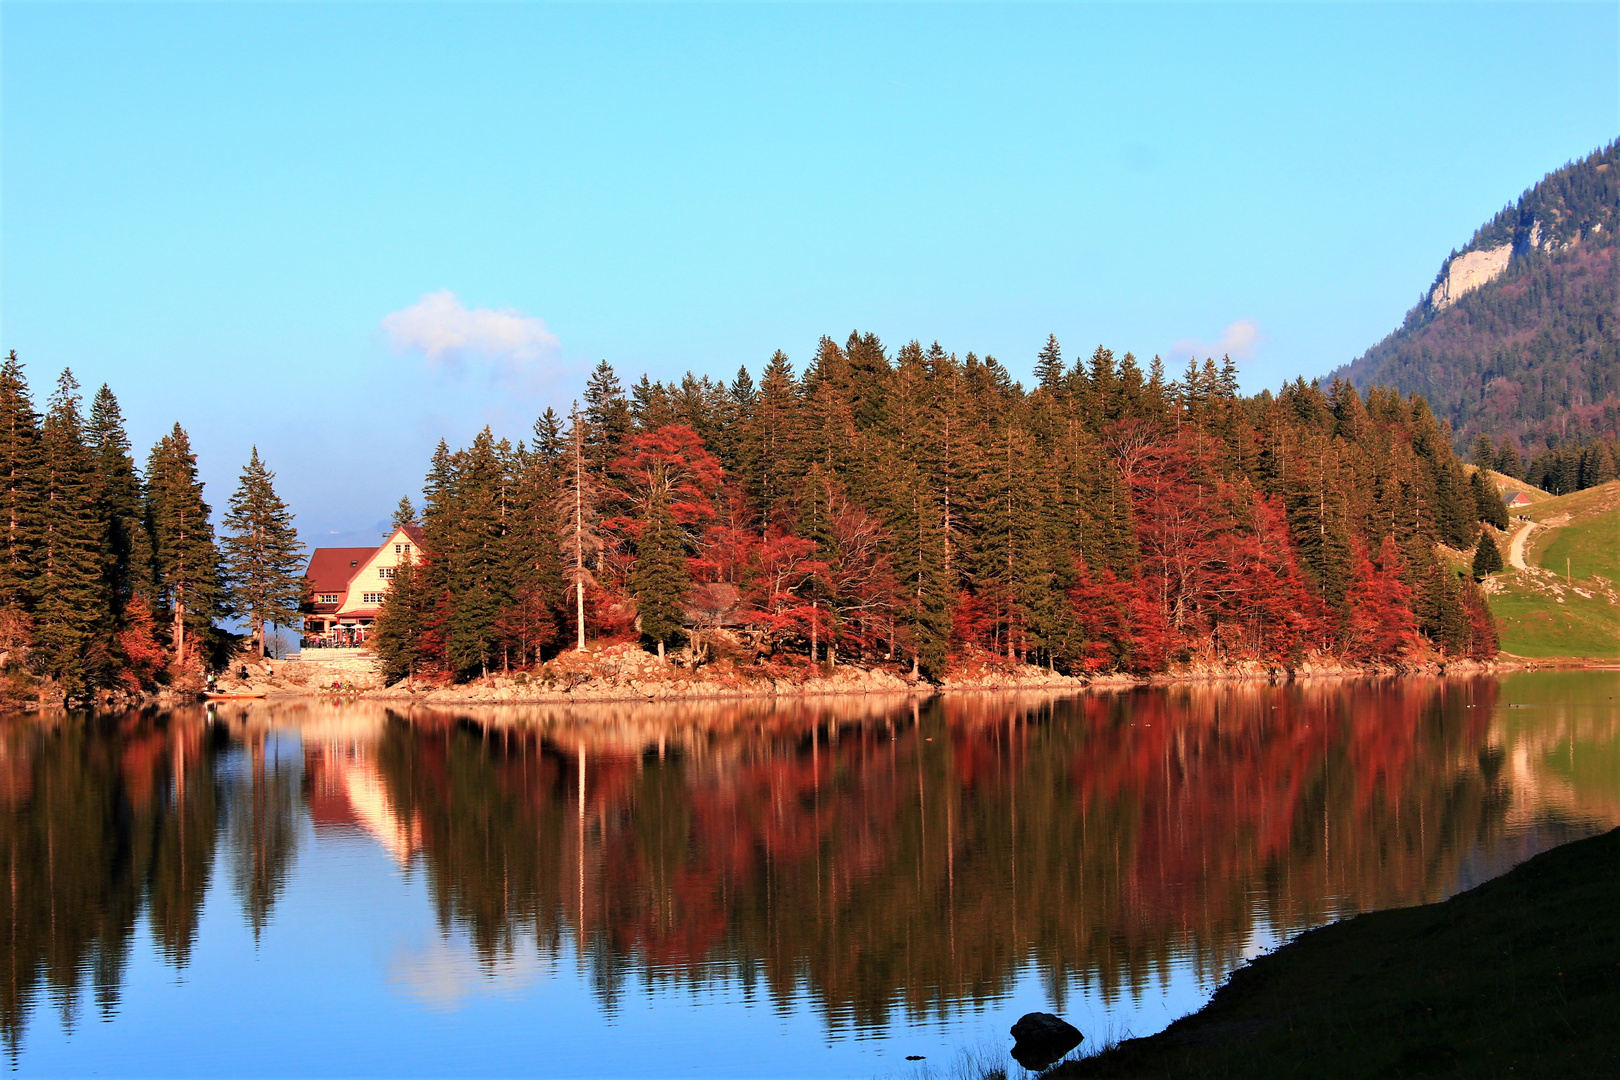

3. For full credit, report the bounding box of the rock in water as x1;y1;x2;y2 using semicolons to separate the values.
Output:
1009;1012;1082;1071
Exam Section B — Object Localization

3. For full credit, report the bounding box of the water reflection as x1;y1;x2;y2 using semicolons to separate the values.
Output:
0;673;1616;1069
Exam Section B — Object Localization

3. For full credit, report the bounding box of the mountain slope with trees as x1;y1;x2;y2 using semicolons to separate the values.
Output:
1328;141;1619;483
377;338;1503;685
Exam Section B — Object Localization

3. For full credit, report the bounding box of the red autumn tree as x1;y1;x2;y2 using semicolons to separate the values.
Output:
1343;536;1419;661
743;530;826;651
610;424;725;529
1068;563;1133;671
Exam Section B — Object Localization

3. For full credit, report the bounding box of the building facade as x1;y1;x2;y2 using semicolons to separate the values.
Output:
302;525;423;646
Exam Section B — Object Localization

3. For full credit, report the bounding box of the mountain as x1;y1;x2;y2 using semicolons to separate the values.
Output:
1328;140;1619;457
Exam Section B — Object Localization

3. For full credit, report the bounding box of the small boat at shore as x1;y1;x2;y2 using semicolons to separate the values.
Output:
203;692;267;701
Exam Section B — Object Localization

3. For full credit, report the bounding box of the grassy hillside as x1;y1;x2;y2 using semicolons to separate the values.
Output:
1489;479;1620;659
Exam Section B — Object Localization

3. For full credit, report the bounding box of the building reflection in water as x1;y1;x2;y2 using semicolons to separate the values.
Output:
0;674;1616;1056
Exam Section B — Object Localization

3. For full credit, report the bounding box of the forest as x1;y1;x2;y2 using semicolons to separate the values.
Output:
1469;429;1618;496
375;333;1501;684
0;352;302;704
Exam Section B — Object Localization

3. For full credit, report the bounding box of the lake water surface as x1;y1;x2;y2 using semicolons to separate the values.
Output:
4;671;1618;1077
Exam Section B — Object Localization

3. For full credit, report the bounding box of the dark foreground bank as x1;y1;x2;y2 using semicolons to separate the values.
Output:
1052;827;1620;1079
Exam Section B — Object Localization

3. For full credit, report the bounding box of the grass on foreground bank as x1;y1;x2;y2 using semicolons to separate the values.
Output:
1039;827;1619;1079
1528;481;1620;584
1493;572;1620;660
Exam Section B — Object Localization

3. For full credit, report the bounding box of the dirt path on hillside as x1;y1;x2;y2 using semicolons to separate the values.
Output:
1508;520;1536;571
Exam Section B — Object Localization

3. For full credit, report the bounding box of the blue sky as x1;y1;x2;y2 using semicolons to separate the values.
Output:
3;2;1617;546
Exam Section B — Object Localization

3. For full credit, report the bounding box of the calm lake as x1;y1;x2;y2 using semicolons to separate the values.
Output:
4;671;1617;1077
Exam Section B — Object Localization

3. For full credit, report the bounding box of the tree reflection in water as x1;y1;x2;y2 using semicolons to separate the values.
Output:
0;676;1616;1058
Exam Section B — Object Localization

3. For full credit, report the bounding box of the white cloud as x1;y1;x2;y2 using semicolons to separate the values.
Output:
1169;318;1265;364
380;291;559;380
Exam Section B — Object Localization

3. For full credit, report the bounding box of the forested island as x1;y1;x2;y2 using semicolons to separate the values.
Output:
0;333;1509;707
370;336;1501;688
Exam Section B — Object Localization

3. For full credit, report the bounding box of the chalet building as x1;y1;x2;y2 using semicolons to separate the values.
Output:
303;525;423;646
1502;490;1535;508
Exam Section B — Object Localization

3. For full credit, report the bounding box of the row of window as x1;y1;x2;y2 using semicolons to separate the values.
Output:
379;566;395;579
319;587;391;605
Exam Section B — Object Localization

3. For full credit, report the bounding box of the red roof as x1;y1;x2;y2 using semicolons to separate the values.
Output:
304;547;375;597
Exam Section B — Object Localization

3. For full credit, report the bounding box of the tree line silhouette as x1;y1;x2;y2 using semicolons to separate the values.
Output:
377;336;1501;683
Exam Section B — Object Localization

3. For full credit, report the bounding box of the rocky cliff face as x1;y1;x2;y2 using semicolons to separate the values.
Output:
1328;140;1618;451
1429;244;1512;309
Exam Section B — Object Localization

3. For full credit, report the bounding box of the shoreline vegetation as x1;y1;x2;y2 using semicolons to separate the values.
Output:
1040;825;1620;1079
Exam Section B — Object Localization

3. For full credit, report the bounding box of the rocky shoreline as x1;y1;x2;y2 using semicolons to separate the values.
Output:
189;642;1517;708
0;645;1550;714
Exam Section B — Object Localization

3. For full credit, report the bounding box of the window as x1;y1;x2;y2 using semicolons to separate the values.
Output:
318;593;339;605
378;566;395;579
394;544;402;554
403;544;411;556
362;591;384;604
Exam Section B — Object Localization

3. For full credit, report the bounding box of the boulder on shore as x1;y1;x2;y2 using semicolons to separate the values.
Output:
1010;1011;1082;1071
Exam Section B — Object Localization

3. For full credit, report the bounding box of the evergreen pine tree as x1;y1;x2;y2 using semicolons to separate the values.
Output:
1471;468;1509;529
221;448;304;656
35;371;112;693
583;360;631;475
391;496;417;531
1034;335;1064;393
630;491;688;660
0;352;43;614
499;442;566;665
1496;437;1524;480
372;554;430;683
87;385;153;611
443;429;509;677
1470;433;1498;471
146;424;222;665
1472;531;1504;579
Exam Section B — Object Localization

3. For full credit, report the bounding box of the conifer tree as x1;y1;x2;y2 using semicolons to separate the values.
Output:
36;372;111;692
1472;531;1504;579
1470;468;1509;529
221;448;304;656
1034;335;1064;393
630;491;688;660
87;386;153;611
391;496;417;530
1496;437;1524;480
146;424;221;665
533;408;567;466
372;554;431;683
0;353;42;615
749;350;803;525
499;442;566;665
583;361;631;475
443;429;509;677
1470;433;1498;471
